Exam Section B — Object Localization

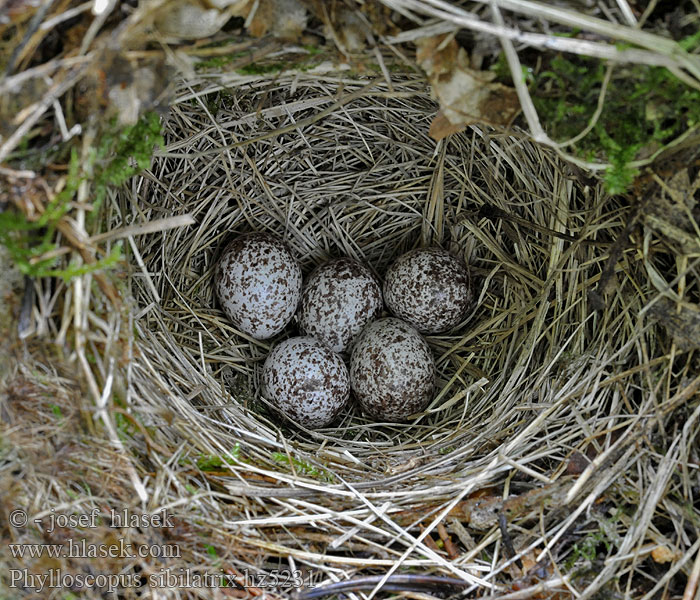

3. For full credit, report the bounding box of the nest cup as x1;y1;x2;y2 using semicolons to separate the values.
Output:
122;73;627;468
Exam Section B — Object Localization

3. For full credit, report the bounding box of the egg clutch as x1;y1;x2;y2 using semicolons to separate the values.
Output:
215;232;472;428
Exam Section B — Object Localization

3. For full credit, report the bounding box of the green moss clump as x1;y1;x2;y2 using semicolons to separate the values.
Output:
1;112;163;281
235;60;319;76
0;149;111;280
93;111;164;199
194;51;250;71
492;36;700;194
193;445;242;471
195;44;323;73
271;452;335;483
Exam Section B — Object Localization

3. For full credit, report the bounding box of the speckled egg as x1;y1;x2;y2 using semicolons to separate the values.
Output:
262;336;350;428
215;232;302;340
383;247;471;334
350;318;435;421
298;258;383;353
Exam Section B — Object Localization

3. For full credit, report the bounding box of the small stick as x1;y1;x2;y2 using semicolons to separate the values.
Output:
89;214;196;243
498;513;523;571
468;203;611;247
683;543;700;600
293;574;471;600
18;276;35;339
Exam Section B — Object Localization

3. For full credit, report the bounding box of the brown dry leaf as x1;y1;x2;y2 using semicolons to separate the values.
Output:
248;0;307;41
322;4;366;53
360;0;399;37
155;0;251;40
520;552;540;573
247;0;273;37
504;550;540;579
566;451;591;475
429;110;467;139
419;525;442;553
416;35;520;140
78;48;174;126
649;297;700;351
437;522;460;559
416;34;459;78
651;545;679;564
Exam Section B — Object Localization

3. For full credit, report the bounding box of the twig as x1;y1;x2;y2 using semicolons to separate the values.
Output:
557;63;614;148
0;66;88;163
3;0;55;76
0;165;36;179
382;0;700;81
293;574;471;600
490;2;552;146
498;513;523;570
472;203;612;247
682;541;700;600
89;214;196;243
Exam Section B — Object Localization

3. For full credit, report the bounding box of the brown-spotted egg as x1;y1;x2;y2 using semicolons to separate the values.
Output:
262;336;350;429
383;247;471;334
350;318;435;421
298;258;383;353
215;232;302;340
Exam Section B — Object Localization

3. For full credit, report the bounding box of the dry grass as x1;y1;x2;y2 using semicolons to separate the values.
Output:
2;1;700;599
4;71;699;599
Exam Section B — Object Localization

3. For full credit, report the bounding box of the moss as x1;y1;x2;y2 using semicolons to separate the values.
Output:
194;51;249;71
237;62;288;75
1;112;162;282
235;60;320;76
301;43;322;56
49;404;64;420
93;111;164;200
271;452;335;483
492;35;700;194
1;149;81;279
113;411;133;443
193;444;242;471
564;509;622;571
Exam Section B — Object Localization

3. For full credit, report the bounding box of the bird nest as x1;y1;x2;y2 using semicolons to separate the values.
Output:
46;72;690;598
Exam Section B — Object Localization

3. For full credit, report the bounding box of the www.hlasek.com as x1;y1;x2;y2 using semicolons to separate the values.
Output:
10;568;310;594
9;538;180;559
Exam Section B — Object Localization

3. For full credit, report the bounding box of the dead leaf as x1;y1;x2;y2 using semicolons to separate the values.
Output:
416;35;520;139
155;0;250;40
429;110;466;140
416;34;458;79
651;545;678;564
322;4;366;53
419;525;442;553
504;550;540;579
271;0;307;41
156;1;231;39
247;0;273;37
437;522;460;559
566;451;590;475
86;48;174;126
649;297;700;351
